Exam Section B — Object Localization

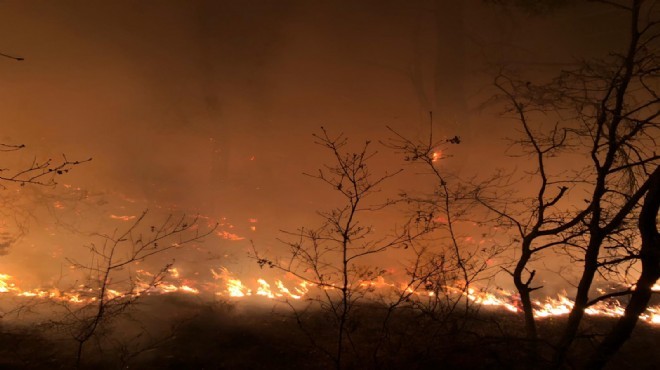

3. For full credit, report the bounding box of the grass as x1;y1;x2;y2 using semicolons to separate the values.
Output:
0;293;657;369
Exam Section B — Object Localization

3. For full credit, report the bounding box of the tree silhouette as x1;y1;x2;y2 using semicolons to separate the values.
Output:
484;0;658;367
0;143;90;189
61;211;216;368
251;128;433;369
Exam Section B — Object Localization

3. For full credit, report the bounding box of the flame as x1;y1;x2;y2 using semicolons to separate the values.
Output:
211;267;310;299
212;267;250;297
1;269;658;326
203;270;660;326
466;288;519;313
256;279;275;298
226;280;249;297
0;273;17;293
643;307;659;324
0;269;200;304
534;295;574;317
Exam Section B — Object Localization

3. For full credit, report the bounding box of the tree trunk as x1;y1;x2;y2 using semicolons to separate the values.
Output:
552;236;603;368
513;248;538;342
553;3;644;365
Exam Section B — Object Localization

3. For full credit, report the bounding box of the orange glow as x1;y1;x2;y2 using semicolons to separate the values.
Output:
110;214;137;221
0;273;17;293
256;279;275;298
217;231;245;241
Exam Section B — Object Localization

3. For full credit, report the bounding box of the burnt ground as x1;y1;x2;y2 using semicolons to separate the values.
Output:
0;294;657;370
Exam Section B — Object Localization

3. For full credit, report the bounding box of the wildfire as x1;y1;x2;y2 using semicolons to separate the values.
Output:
465;288;519;313
204;272;660;325
1;270;658;326
534;295;574;317
211;267;311;299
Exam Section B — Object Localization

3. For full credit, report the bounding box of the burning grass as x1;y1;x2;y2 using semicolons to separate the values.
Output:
2;269;658;325
1;268;659;369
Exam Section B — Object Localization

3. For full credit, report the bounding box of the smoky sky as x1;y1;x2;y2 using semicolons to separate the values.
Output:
0;0;633;284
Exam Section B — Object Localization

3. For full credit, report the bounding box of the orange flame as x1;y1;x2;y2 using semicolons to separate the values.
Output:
1;270;658;325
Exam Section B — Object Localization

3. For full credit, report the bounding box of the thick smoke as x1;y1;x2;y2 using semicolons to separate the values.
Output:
0;0;632;302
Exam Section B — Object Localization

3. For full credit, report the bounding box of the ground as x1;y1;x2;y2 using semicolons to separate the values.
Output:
0;294;658;369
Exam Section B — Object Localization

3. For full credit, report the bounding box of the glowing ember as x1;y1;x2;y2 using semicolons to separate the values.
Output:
106;289;123;299
110;214;137;221
179;285;199;294
217;231;245;241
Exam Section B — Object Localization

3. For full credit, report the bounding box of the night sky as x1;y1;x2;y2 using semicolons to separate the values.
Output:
0;0;631;285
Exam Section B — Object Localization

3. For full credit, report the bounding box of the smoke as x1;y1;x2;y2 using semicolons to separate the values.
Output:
0;0;633;302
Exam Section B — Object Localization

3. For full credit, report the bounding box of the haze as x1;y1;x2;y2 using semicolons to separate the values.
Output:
0;0;627;285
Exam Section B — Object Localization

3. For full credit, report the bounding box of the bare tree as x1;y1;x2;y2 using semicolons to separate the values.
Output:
0;146;92;259
586;166;659;369
552;1;658;366
480;73;593;348
252;128;431;369
485;0;659;367
59;211;216;368
384;122;506;325
0;51;23;61
0;143;90;189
